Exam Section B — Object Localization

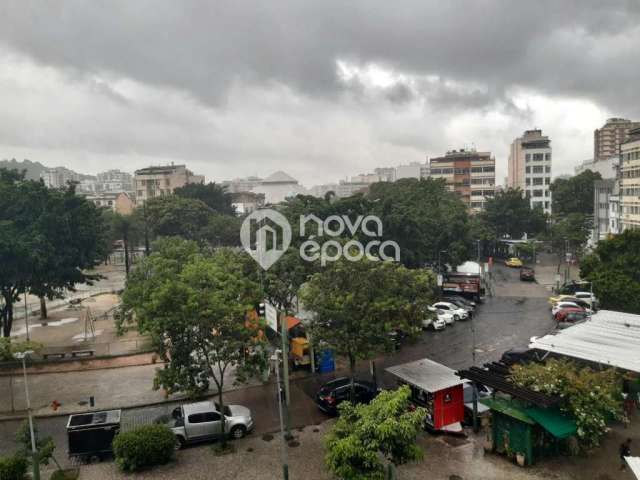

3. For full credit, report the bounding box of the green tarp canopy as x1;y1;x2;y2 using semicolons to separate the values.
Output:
480;398;535;425
525;407;577;439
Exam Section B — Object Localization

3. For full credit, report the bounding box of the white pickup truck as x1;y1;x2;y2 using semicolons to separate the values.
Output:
163;401;254;448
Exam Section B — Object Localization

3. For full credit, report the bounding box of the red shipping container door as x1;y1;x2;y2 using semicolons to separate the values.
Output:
433;385;464;429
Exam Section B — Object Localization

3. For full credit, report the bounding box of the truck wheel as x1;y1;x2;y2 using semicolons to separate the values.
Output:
174;436;185;450
453;314;460;321
230;425;247;439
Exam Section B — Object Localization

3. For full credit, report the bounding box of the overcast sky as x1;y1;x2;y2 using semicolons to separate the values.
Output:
1;1;639;187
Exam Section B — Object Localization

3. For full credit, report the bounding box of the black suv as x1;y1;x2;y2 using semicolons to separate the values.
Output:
315;377;379;415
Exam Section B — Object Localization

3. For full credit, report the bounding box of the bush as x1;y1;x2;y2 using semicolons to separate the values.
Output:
0;338;44;362
0;453;28;480
50;468;80;480
112;424;175;472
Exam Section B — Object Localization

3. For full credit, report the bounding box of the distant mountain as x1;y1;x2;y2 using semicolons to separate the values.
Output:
0;158;49;181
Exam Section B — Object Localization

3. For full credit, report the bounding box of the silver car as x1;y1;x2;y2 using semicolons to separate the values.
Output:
163;401;254;448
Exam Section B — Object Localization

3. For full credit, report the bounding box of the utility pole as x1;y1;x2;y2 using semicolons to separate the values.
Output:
273;350;289;480
279;311;291;435
16;351;39;480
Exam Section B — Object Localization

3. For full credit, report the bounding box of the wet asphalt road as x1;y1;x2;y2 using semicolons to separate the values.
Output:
0;263;555;466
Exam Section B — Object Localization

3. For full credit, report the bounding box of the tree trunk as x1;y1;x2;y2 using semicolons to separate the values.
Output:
1;290;14;337
349;353;356;403
39;296;47;320
218;385;227;447
124;235;130;276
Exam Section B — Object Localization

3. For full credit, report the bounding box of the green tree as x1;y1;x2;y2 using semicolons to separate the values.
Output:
120;238;264;445
325;385;427;480
368;178;471;268
580;229;640;312
102;210;143;275
174;182;236;216
0;170;107;333
549;212;592;259
480;188;547;240
550;170;602;216
510;359;623;449
15;421;58;474
144;195;213;241
301;258;437;399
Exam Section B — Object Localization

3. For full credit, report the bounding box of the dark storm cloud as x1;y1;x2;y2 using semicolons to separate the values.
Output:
1;0;639;114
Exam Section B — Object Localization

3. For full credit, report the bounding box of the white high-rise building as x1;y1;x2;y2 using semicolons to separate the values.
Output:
508;129;553;214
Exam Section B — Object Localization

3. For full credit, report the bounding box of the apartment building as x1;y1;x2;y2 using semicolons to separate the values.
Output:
40;167;81;188
620;127;640;230
507;129;553;214
429;149;496;212
134;164;204;204
594;118;640;162
85;192;135;215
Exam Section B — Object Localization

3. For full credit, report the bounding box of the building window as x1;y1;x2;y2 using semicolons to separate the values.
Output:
532;166;544;174
545;153;552;161
545;166;551;173
525;178;531;186
526;154;531;162
544;201;550;209
533;178;543;185
545;190;550;197
526;166;531;173
533;153;544;161
533;189;543;197
545;177;550;185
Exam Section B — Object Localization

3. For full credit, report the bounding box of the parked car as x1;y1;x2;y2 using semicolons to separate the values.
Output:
443;295;476;310
499;348;544;365
163;401;254;448
554;308;589;328
462;381;493;426
315;377;379;415
574;291;599;310
548;295;593;311
505;257;523;268
428;305;456;325
431;302;469;321
519;267;535;281
551;301;583;316
551;300;592;316
441;297;474;317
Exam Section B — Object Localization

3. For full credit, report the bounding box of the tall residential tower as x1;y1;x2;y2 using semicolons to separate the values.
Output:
507;129;552;214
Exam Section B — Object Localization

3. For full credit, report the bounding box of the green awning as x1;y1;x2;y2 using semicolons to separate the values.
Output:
480;397;535;425
525;407;577;439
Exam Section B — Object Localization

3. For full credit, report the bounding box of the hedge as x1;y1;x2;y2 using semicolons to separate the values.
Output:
0;453;28;480
112;424;175;472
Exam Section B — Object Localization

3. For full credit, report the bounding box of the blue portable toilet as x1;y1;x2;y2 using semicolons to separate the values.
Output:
318;349;335;373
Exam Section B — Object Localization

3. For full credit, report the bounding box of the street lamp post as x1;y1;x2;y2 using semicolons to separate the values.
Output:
271;350;289;480
15;350;39;480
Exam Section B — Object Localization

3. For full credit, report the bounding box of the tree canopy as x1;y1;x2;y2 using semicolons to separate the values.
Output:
301;257;437;395
174;182;236;216
479;187;547;240
550;170;602;216
119;238;265;442
510;359;623;449
580;229;640;313
0;169;108;336
325;385;426;480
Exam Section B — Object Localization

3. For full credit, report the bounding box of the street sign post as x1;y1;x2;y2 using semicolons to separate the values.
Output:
265;302;278;332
